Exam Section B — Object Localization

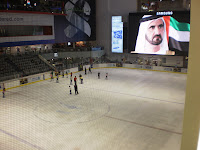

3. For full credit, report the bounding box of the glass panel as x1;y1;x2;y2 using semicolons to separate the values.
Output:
0;26;52;37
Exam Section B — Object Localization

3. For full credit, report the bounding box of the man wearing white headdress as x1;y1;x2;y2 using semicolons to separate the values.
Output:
134;15;169;55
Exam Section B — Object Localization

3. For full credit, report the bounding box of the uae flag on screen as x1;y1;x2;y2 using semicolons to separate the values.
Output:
163;16;190;52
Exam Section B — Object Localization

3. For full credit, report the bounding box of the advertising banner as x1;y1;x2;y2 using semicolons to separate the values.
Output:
112;16;123;53
54;0;96;43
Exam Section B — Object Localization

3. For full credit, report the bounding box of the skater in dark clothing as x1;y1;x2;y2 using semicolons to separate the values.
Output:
56;73;59;83
105;73;108;80
69;86;72;94
85;67;87;75
98;72;100;79
74;84;79;95
2;87;5;98
89;67;92;74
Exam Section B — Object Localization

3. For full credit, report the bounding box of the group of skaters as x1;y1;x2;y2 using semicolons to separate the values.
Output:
97;72;108;80
50;70;80;95
85;66;108;79
1;66;109;98
50;70;65;83
85;66;92;75
69;72;79;95
50;66;109;95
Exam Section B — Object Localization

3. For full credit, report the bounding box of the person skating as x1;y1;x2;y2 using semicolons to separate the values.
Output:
85;67;87;75
74;84;79;95
56;72;59;83
74;76;77;85
80;76;83;84
89;67;92;74
105;73;108;80
70;75;73;85
2;87;5;98
69;86;72;94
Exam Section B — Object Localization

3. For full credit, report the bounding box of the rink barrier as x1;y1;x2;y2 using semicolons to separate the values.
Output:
0;63;187;91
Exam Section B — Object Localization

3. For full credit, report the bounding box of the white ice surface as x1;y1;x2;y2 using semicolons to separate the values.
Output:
0;68;187;150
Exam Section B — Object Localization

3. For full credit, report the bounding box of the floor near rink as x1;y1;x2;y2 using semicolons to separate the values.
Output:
0;68;187;150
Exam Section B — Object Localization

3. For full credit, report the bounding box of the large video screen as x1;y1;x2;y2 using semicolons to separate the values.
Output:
128;11;190;56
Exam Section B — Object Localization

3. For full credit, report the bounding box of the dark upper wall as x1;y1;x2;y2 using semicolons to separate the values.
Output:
96;0;137;56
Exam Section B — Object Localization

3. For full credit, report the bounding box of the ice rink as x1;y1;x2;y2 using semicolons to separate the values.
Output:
0;68;187;150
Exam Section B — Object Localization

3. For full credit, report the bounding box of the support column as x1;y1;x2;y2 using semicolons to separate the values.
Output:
180;1;200;150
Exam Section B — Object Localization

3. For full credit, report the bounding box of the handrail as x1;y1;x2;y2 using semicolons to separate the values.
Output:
38;54;56;71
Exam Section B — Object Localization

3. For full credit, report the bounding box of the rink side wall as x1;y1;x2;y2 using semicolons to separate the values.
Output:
0;63;187;91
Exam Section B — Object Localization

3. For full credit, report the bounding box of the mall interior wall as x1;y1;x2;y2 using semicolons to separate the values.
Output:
96;0;137;56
